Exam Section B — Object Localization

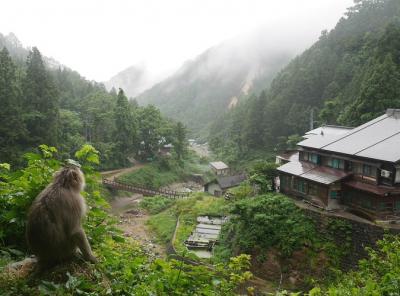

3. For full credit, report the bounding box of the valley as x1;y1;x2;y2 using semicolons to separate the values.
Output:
1;0;400;295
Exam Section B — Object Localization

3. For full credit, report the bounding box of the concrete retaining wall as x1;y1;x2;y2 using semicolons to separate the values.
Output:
300;206;400;269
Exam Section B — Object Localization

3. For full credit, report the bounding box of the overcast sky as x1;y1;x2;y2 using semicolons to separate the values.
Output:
1;0;354;82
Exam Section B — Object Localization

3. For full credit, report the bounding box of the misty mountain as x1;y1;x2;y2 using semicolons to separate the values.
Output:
104;64;166;98
209;0;400;161
0;32;61;68
134;28;310;136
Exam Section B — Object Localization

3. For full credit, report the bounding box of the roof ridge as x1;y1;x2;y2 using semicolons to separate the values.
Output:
319;114;388;150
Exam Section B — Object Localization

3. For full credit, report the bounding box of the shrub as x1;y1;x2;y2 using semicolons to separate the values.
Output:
140;196;175;214
0;145;252;295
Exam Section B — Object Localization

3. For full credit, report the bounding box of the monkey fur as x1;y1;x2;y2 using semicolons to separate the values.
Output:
26;165;97;270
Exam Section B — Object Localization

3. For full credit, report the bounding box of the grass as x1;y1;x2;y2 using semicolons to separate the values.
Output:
140;196;176;214
145;194;229;261
117;152;211;190
147;207;177;243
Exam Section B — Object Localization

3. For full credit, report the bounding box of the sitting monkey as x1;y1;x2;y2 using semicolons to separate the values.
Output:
26;163;97;270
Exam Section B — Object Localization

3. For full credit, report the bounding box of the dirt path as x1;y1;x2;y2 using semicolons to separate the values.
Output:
109;195;166;258
103;164;166;257
100;162;145;180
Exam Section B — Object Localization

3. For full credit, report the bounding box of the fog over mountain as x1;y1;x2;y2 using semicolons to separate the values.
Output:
131;26;315;136
0;32;61;69
104;63;168;98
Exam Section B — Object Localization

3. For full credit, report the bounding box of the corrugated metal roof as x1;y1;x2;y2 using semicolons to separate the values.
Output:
277;161;316;176
298;112;400;162
277;161;349;185
209;161;229;170
301;166;350;185
276;151;299;162
216;174;247;189
304;125;352;139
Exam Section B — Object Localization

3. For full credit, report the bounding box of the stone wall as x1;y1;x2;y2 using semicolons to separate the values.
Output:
299;206;400;269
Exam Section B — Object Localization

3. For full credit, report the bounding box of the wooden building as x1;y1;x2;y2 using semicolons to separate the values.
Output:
277;109;400;220
209;161;230;176
204;174;246;196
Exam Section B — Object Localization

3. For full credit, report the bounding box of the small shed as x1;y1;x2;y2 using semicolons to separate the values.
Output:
159;143;173;156
204;174;246;196
209;161;229;176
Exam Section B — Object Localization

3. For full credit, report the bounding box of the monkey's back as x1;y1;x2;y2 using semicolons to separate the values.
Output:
26;184;83;261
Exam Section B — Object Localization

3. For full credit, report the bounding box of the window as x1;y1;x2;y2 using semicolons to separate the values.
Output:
361;199;372;209
310;153;320;164
298;180;306;193
330;158;340;169
346;161;353;171
280;175;288;189
395;200;400;211
330;191;338;199
396;169;400;184
363;164;373;177
293;178;306;193
379;201;393;211
309;184;318;196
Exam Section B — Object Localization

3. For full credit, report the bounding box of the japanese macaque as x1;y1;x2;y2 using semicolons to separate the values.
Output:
26;164;97;270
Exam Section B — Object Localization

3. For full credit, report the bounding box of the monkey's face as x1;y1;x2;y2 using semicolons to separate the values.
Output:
54;166;86;192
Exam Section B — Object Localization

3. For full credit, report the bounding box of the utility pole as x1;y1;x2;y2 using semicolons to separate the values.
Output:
310;108;314;130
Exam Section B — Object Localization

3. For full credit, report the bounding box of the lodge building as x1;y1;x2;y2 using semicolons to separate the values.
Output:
277;109;400;220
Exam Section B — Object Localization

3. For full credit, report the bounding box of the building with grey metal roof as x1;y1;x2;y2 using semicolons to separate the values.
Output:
277;109;400;221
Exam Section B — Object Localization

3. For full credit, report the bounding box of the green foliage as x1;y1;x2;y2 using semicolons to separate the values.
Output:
0;48;26;164
139;196;176;214
216;194;317;258
117;154;205;189
209;0;400;162
23;47;59;147
226;182;255;201
117;162;181;189
312;235;400;295
113;89;137;167
0;41;187;170
147;207;178;243
137;105;165;160
172;121;188;163
0;145;60;246
0;146;251;295
248;161;279;193
146;195;229;260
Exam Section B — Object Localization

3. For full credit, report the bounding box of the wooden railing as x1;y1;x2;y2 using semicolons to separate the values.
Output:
102;178;189;199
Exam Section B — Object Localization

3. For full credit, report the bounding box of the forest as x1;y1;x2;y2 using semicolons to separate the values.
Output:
0;44;186;169
2;0;400;295
209;0;400;163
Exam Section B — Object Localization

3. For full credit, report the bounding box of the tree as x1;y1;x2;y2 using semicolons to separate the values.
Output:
172;122;187;163
242;92;267;151
341;54;400;125
248;161;279;193
114;89;136;166
22;47;59;147
137;105;163;160
0;48;26;163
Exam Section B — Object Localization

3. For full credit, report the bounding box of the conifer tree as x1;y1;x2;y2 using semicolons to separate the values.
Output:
0;48;26;163
173;122;187;163
114;89;136;166
22;47;59;147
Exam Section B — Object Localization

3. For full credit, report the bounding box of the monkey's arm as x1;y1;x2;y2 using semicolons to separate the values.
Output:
71;228;98;263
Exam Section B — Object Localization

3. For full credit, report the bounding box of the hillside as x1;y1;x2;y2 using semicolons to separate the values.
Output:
105;63;166;98
134;28;309;136
0;32;61;68
209;0;400;162
0;33;184;170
